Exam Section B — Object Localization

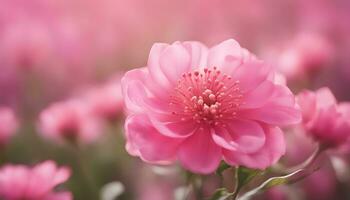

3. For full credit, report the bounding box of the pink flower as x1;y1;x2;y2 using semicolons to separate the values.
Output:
276;33;333;79
84;76;124;121
303;168;337;200
122;39;301;173
0;160;72;200
262;32;334;80
297;87;350;148
0;107;18;146
265;187;289;200
38;99;104;144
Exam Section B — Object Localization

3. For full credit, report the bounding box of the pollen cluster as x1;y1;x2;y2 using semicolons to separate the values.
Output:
170;67;244;127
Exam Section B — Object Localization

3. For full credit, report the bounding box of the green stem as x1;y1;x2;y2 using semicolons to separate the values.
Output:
193;176;203;200
183;172;203;200
71;144;99;200
232;167;240;200
0;148;6;165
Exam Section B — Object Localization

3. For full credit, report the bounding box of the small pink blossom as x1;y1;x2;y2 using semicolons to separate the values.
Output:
262;33;334;80
0;107;18;146
276;33;333;79
122;39;301;173
38;99;104;144
303;168;337;200
297;87;350;148
84;77;124;121
0;160;72;200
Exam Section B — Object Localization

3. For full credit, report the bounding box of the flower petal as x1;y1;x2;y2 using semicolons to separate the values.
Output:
147;43;173;89
241;80;275;109
297;90;317;123
239;85;301;126
183;41;208;68
212;120;265;153
207;39;243;75
223;126;286;169
315;87;337;110
121;68;169;114
121;68;149;113
159;42;191;83
125;114;183;164
232;60;272;92
178;128;221;174
339;103;350;118
149;114;198;138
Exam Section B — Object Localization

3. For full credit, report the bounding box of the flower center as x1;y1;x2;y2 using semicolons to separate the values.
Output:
169;67;243;127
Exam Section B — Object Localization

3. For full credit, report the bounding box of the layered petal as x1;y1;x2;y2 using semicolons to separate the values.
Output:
125;114;183;164
239;84;301;125
338;103;350;118
121;68;169;114
207;39;243;75
182;41;208;68
241;80;275;109
178;128;221;174
231;60;272;92
297;90;317;123
315;87;337;110
159;42;191;83
307;106;340;146
147;43;173;90
223;126;286;169
148;113;198;138
212;119;265;153
121;68;149;113
148;41;209;87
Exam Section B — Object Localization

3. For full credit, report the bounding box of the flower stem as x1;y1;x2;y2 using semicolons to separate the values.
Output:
0;149;5;165
231;167;240;200
70;144;99;200
184;172;203;200
285;144;326;173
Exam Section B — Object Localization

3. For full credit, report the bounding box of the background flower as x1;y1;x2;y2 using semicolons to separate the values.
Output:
0;107;18;147
0;160;72;200
297;87;350;148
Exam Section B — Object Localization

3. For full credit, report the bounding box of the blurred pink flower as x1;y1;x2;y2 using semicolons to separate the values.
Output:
297;87;350;148
263;33;334;79
38;99;104;144
0;107;18;146
0;160;72;200
137;180;174;200
279;33;333;78
122;39;301;173
264;187;289;200
83;77;124;121
303;167;337;200
0;0;130;108
0;0;125;71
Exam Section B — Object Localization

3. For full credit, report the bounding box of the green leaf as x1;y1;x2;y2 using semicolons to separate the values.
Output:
238;168;316;200
230;166;262;199
236;167;262;187
216;162;231;177
208;188;233;200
